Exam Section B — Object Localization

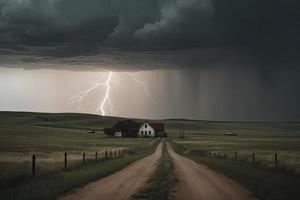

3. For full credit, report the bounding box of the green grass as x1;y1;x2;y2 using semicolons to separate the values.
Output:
132;141;175;200
0;153;154;200
171;140;300;200
0;112;160;200
0;111;152;153
165;120;300;137
171;134;300;174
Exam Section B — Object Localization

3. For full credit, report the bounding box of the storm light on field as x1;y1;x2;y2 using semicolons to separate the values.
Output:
1;66;300;121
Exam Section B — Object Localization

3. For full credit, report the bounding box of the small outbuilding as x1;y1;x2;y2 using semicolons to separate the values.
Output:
87;130;95;134
114;131;123;137
224;132;237;136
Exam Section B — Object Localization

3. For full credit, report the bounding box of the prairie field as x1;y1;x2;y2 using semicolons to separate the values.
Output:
171;134;300;173
0;112;300;200
167;121;300;200
0;112;158;200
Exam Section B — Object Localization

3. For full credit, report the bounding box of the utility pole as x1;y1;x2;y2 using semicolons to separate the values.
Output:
180;128;185;138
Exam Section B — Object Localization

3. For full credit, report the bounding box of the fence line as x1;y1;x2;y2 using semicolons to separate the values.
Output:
29;147;130;178
206;150;280;169
32;155;36;177
64;152;67;170
173;142;282;169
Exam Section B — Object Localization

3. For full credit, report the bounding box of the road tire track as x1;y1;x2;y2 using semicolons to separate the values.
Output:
167;142;254;200
60;142;163;200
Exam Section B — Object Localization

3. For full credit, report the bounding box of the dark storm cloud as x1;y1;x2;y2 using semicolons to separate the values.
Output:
0;47;254;71
0;0;118;55
0;0;298;60
0;0;299;92
0;0;300;121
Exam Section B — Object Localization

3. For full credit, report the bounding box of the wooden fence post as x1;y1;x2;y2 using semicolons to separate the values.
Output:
95;152;98;161
105;149;108;159
64;152;67;170
235;152;237;159
32;155;36;177
275;153;278;168
83;153;86;165
252;153;255;165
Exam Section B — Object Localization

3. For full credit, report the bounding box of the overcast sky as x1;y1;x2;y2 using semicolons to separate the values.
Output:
0;0;300;121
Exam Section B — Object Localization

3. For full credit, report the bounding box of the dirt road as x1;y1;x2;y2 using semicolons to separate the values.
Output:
60;142;162;200
167;143;253;200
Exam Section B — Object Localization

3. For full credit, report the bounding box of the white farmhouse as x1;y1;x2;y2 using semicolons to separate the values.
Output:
138;122;155;137
138;122;166;138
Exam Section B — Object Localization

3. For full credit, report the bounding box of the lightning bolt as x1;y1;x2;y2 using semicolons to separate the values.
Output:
96;71;113;116
71;74;104;110
126;72;153;100
71;71;152;116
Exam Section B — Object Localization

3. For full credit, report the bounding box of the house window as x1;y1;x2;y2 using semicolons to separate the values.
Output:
141;131;143;135
145;124;147;128
148;131;151;135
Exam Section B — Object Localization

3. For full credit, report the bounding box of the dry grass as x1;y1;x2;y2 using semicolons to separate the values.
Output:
172;134;300;173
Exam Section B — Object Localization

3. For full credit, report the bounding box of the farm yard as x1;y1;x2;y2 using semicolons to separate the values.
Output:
0;112;300;200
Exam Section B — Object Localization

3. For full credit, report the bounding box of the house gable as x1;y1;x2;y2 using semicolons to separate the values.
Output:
138;122;155;137
138;122;166;137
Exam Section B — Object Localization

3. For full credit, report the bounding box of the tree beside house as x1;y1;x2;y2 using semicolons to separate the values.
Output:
104;120;139;138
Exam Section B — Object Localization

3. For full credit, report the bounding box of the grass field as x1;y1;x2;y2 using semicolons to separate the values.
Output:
0;111;300;200
167;120;300;200
170;133;300;200
0;112;159;200
166;118;300;171
170;133;300;172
